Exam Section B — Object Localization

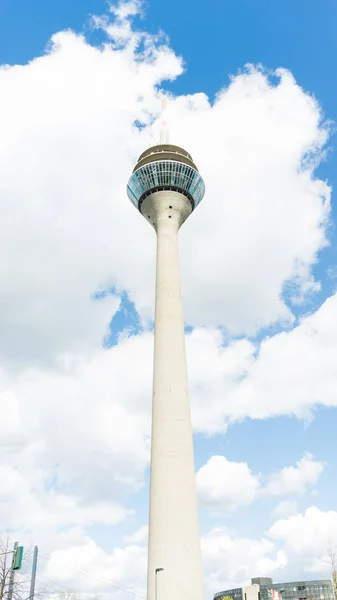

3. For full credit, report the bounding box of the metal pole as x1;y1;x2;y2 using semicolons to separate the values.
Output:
29;547;38;600
155;568;164;600
7;542;17;600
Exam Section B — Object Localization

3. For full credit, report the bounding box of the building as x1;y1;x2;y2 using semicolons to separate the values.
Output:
214;583;281;600
214;578;334;600
127;110;205;600
252;577;334;600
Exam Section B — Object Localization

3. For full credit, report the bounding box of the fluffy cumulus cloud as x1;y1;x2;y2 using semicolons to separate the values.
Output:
0;0;331;367
0;322;326;536
0;1;336;598
265;453;325;496
188;293;337;432
22;507;337;600
0;8;182;365
273;500;299;519
197;456;261;511
202;526;287;594
225;291;337;421
0;334;153;535
178;69;330;334
196;454;323;512
202;506;337;594
0;461;130;534
34;528;148;600
269;507;337;573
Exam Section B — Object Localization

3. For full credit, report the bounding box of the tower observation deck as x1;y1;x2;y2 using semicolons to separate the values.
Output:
127;136;205;600
127;143;205;217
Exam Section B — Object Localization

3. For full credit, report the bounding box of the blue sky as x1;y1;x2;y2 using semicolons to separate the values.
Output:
0;0;337;598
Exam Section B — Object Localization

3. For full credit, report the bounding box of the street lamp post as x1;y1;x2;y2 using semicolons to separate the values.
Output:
155;568;164;600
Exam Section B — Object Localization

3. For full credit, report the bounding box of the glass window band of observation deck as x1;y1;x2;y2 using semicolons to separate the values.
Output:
127;160;205;211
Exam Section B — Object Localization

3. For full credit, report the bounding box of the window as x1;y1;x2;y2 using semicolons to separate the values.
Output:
127;160;206;209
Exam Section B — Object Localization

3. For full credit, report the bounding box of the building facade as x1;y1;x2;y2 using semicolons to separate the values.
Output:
215;578;334;600
214;584;281;600
265;579;333;600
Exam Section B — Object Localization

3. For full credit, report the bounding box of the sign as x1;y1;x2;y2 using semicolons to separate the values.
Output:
12;546;24;570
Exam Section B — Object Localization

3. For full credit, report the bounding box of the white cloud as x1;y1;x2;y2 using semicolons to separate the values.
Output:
0;334;153;518
0;8;331;367
28;524;279;599
203;507;337;594
0;318;327;534
187;329;255;433
0;335;153;542
225;292;337;422
265;453;324;496
0;460;130;536
0;6;335;600
202;526;287;594
123;525;148;545
110;0;143;20
188;293;337;432
273;500;299;519
269;506;337;572
196;454;323;512
197;456;260;511
9;507;337;600
0;15;181;365
43;532;147;598
178;68;330;335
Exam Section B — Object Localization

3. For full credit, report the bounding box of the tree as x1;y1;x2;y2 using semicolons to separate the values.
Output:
54;593;99;600
0;536;30;600
327;543;337;600
57;593;80;600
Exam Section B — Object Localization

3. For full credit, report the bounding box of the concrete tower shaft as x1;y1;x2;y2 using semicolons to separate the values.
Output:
127;143;205;600
141;189;192;231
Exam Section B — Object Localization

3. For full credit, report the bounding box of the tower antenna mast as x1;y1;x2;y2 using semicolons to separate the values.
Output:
159;99;169;145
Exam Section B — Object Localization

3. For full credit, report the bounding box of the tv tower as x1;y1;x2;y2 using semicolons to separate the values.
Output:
127;102;205;600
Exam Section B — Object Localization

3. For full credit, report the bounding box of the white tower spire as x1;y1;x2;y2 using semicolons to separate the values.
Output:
127;132;206;600
159;99;170;144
